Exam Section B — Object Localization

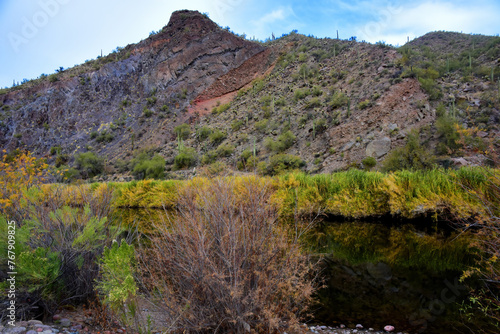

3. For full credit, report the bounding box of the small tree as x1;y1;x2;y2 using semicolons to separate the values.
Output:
75;152;105;179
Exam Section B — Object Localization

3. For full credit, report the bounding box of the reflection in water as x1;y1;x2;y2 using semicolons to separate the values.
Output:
115;209;491;333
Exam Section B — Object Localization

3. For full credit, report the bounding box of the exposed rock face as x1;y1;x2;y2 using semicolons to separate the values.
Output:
0;10;265;159
366;137;391;158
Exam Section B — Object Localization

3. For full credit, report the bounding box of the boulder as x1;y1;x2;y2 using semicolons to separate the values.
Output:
366;137;391;158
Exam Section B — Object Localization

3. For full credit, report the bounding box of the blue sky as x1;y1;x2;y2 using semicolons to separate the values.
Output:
1;0;499;88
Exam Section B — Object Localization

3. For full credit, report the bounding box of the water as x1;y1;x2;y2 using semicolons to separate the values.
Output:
113;209;494;333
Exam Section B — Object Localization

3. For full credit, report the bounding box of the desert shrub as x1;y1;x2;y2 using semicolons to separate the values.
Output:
212;102;230;115
173;147;197;170
137;177;317;333
174;123;191;140
328;91;349;108
75;152;105;179
142;107;153;117
419;77;442;100
231;120;244;131
305;97;322;109
201;150;217;165
0;156;117;317
267;154;305;175
294;88;310;101
95;130;115;143
382;131;436;172
357;99;371;110
362;156;377;170
254;119;269;133
131;154;165;180
436;113;460;154
315;118;327;134
311;85;323;96
215;144;235;157
197;126;212;141
264;131;296;153
209;129;227;145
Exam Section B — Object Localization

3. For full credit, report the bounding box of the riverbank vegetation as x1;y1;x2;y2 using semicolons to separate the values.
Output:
1;151;499;333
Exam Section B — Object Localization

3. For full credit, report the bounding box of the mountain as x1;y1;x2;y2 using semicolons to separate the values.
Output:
1;10;499;180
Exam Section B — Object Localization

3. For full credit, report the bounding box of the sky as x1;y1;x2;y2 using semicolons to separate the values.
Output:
1;0;499;88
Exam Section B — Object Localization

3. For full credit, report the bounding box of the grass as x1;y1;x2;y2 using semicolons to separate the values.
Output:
100;168;498;221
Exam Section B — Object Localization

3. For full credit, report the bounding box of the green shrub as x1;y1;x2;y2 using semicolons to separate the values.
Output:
357;100;371;110
231;120;244;131
209;129;227;145
75;152;105;178
418;77;442;100
96;241;138;327
328;91;349;108
132;154;165;180
436;113;460;154
174;123;191;140
216;144;235;157
143;107;153;117
255;119;269;133
173;147;197;170
382;131;436;172
212;103;231;115
201;150;217;165
95;130;115;143
305;97;322;109
197;126;212;141
362;156;377;170
294;88;310;101
267;154;305;175
311;86;323;97
264;131;296;153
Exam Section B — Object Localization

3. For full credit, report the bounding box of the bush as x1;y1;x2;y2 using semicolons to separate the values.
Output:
212;103;230;115
215;144;235;157
328;91;349;108
95;130;115;143
357;99;371;110
382;131;436;172
264;131;296;153
174;123;191;140
362;156;377;170
173;147;197;170
96;241;138;328
143;107;153;117
138;178;316;333
209;129;227;145
131;154;165;180
436;113;460;154
197;126;212;141
254;119;269;133
75;152;105;179
419;77;442;100
267;154;305;175
231;120;244;131
294;88;310;101
305;97;322;109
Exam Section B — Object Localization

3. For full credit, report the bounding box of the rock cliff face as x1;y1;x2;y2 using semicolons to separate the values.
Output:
1;11;499;176
0;10;265;159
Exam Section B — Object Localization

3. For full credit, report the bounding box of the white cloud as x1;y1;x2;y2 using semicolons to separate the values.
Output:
355;0;499;45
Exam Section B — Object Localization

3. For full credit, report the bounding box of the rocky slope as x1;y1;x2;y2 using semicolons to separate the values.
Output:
0;10;499;179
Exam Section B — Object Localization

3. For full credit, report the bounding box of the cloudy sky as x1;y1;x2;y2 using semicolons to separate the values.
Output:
1;0;499;88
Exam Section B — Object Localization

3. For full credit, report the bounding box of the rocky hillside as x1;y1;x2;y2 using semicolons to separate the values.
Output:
1;10;499;180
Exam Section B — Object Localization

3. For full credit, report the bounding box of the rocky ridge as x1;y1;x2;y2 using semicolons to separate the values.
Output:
0;10;499;176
